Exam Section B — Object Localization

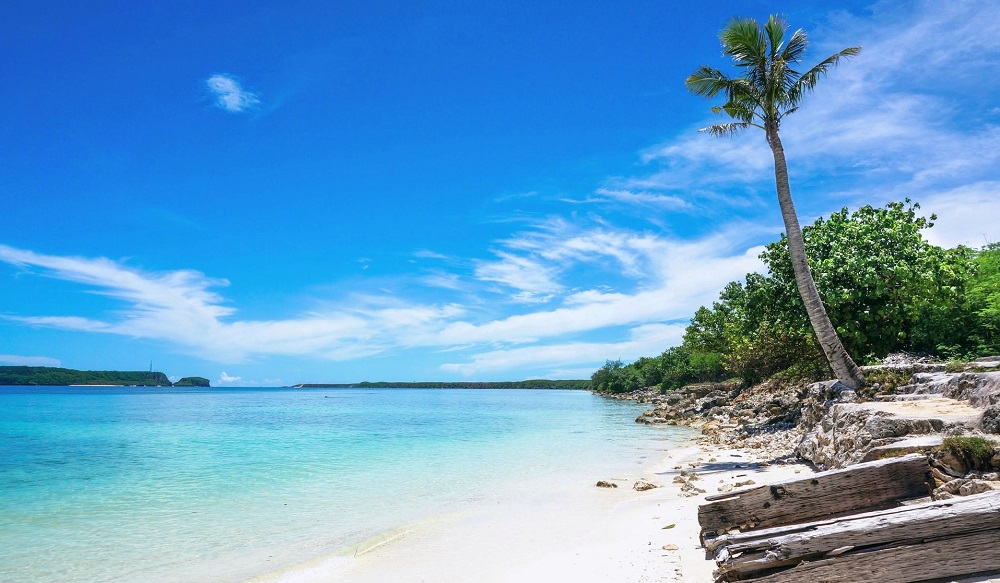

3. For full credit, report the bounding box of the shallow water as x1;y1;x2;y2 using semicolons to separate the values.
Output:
0;386;689;582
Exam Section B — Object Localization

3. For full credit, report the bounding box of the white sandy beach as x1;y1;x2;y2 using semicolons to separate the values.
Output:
267;439;811;583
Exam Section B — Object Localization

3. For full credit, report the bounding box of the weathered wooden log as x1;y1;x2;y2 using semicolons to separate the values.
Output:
724;529;1000;583
698;453;932;538
712;490;1000;581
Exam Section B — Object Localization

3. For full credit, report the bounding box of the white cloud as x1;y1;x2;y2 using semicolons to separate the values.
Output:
0;354;61;367
625;1;1000;225
420;272;463;290
919;181;1000;248
473;252;563;303
439;323;686;377
206;74;260;113
569;188;692;211
0;216;764;375
218;371;242;384
413;250;450;260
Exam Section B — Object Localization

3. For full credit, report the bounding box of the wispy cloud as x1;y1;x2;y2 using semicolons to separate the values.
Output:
206;73;260;113
474;252;563;303
439;323;686;376
0;216;764;374
608;1;1000;230
920;181;1000;248
0;354;62;367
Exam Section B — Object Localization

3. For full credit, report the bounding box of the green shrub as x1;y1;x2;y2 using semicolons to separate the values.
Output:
941;436;998;467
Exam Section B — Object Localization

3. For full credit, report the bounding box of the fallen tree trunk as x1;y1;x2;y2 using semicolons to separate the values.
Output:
698;453;932;539
712;490;1000;582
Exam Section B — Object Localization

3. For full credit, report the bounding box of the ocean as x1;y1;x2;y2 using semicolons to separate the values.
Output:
0;386;691;582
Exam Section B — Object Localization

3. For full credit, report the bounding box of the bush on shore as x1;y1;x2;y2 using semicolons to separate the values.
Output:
591;201;1000;393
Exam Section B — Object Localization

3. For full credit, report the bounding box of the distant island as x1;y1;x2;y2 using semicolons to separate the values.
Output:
0;366;210;387
290;380;590;389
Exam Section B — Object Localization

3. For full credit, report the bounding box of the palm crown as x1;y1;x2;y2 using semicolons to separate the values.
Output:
685;15;860;140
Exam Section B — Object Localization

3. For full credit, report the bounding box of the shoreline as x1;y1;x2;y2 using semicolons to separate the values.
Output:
259;432;812;583
254;365;1000;583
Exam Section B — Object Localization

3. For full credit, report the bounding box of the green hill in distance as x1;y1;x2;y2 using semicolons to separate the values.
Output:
0;366;208;387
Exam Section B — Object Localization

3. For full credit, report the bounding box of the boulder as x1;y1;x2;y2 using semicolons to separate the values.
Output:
982;405;1000;434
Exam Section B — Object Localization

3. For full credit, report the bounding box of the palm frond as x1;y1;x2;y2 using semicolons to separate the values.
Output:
720;17;768;69
789;46;862;102
723;90;761;124
764;15;787;60
685;66;731;98
700;122;752;138
782;29;809;63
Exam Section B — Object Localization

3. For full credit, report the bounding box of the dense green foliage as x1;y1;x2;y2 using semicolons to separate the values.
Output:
0;366;172;386
967;242;1000;354
293;380;590;390
590;347;727;394
591;201;1000;393
173;376;211;387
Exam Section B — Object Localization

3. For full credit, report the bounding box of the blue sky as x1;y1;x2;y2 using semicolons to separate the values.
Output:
2;1;999;386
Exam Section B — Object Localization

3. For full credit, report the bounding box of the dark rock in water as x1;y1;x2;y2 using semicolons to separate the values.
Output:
595;480;618;488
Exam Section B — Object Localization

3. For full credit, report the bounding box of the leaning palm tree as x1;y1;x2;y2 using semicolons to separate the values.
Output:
686;15;865;388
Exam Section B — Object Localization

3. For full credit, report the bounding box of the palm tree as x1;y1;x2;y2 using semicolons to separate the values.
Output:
685;15;865;388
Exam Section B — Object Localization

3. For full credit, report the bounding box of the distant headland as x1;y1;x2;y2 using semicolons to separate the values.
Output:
290;380;589;389
0;366;210;387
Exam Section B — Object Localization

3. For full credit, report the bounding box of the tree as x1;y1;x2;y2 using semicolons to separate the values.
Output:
760;201;974;360
686;15;865;388
681;201;979;385
967;243;1000;355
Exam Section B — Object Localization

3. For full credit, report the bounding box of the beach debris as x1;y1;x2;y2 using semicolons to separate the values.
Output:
595;480;618;488
662;523;676;529
633;479;658;491
708;490;1000;583
662;544;680;551
698;454;932;538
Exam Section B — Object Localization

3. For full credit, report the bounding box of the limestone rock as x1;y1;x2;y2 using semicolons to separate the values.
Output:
933;477;998;499
982;405;1000;434
633;479;658;491
595;480;618;488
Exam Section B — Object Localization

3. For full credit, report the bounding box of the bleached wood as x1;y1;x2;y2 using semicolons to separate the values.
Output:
698;454;931;537
714;491;1000;581
728;529;1000;583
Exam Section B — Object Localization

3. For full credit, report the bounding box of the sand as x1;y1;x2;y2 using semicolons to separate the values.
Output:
308;441;811;583
260;435;1000;583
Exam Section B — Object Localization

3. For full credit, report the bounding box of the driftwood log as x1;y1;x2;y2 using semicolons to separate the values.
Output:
711;490;1000;582
698;454;932;539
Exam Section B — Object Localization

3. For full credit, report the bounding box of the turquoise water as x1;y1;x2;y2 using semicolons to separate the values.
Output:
0;387;686;582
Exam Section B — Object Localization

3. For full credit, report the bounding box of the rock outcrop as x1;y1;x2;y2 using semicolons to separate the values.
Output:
615;355;1000;475
796;365;1000;469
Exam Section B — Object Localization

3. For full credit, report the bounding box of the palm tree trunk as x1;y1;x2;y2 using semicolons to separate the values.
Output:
767;130;865;389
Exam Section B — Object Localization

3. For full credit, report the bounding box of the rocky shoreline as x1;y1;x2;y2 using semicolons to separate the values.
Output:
613;356;1000;477
600;355;1000;581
